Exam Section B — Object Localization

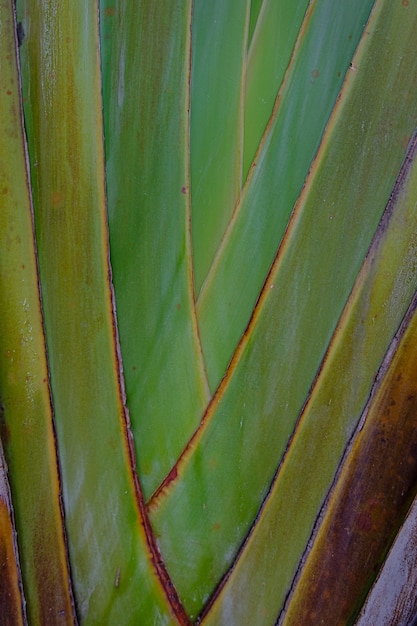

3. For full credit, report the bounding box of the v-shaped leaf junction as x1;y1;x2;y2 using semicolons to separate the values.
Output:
2;0;417;624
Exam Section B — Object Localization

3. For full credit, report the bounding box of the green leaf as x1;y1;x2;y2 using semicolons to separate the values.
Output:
243;0;310;179
150;0;417;617
0;3;75;621
197;0;375;390
190;0;249;293
17;1;185;622
2;0;417;622
248;0;263;45
282;294;417;625
201;126;417;624
100;0;209;498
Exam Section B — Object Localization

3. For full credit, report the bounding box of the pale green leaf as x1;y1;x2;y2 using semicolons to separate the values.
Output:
100;0;210;498
17;1;184;622
150;1;417;617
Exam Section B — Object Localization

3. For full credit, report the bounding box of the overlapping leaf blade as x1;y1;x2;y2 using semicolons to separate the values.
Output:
1;0;416;623
197;0;375;389
0;3;75;621
150;0;417;618
282;296;417;624
16;1;185;622
100;0;209;499
190;0;249;293
201;126;417;626
242;0;310;179
356;494;417;625
0;440;26;625
248;0;264;44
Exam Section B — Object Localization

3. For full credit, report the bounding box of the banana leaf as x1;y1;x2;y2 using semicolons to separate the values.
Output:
0;0;416;623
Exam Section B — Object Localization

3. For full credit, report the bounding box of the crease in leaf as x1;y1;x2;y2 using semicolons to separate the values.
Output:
196;0;375;391
149;0;417;616
281;292;417;625
100;0;210;499
0;3;76;622
200;126;417;626
17;1;187;622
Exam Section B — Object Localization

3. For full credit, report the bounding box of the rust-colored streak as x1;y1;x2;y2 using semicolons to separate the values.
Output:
109;231;190;624
284;307;417;625
165;465;178;487
110;272;190;624
0;501;25;626
107;167;190;624
125;431;191;626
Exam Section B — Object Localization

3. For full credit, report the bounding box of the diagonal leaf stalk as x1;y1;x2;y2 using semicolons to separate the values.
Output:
281;293;417;625
200;129;417;626
17;1;188;622
191;0;312;296
100;0;210;499
194;0;313;324
242;0;310;180
196;0;375;391
149;1;417;617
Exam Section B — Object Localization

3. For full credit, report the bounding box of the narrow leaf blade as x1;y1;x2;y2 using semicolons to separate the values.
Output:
100;0;209;498
201;129;417;626
0;439;26;626
17;2;185;622
191;0;249;293
198;0;375;390
150;1;417;617
282;297;417;625
0;3;75;621
356;494;417;626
